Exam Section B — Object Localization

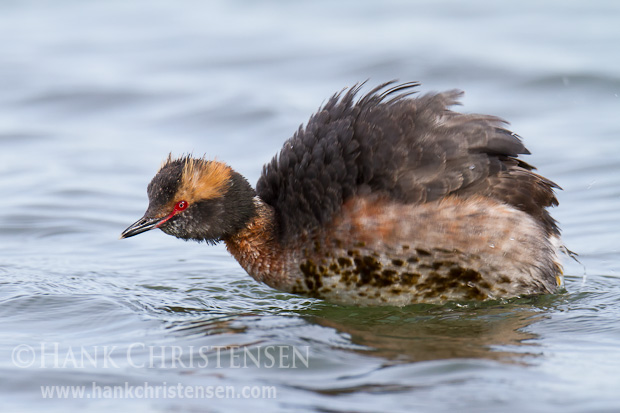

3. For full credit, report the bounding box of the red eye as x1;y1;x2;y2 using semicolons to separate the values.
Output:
175;200;188;211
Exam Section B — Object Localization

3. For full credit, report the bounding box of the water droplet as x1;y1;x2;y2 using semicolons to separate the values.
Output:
489;243;495;248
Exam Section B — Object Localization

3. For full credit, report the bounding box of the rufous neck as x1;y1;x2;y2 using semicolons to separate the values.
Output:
223;198;287;289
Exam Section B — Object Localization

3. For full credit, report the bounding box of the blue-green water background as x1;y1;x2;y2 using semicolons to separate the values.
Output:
1;1;620;411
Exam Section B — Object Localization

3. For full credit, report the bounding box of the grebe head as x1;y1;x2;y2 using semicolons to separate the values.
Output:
121;155;256;243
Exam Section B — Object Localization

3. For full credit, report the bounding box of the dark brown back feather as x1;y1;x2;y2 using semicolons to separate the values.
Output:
256;82;559;241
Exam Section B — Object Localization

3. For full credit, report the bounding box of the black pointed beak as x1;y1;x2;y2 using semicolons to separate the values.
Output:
120;215;164;239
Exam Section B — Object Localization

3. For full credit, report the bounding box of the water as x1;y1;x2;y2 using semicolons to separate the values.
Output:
1;0;620;411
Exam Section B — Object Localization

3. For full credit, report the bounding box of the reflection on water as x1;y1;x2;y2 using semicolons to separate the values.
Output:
164;298;549;367
305;300;547;364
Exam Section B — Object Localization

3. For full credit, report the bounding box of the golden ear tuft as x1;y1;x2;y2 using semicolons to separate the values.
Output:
156;154;232;203
181;158;232;201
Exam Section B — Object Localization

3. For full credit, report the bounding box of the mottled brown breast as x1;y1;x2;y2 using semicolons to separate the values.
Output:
286;195;561;306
